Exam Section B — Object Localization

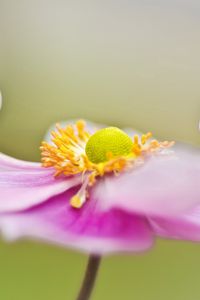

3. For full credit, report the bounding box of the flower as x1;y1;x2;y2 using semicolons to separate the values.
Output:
0;119;200;255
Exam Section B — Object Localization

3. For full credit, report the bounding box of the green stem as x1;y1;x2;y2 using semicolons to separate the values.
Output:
76;255;101;300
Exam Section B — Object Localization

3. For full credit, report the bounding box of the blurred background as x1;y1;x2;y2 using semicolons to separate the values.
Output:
0;0;200;299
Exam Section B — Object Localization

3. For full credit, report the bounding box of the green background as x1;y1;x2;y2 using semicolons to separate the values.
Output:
0;1;200;299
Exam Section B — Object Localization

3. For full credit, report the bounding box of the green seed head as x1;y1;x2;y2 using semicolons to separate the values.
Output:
85;127;133;164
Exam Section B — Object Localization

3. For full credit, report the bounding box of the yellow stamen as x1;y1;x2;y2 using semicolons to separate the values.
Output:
70;194;86;209
141;132;152;145
41;121;174;209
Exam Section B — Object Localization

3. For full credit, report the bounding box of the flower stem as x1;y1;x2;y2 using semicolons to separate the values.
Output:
76;255;101;300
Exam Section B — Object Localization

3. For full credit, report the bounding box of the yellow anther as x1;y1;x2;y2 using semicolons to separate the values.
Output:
141;135;146;145
146;132;152;139
76;120;85;132
141;132;152;145
70;195;83;209
76;120;90;141
96;163;105;176
134;135;139;145
132;144;141;155
150;140;160;148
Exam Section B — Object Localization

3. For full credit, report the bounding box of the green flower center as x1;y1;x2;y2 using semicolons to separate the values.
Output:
85;127;133;164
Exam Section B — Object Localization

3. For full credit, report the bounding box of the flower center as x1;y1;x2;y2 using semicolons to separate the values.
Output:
85;127;133;163
41;120;174;209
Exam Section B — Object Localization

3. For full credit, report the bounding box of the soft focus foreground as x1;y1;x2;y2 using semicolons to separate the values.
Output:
0;1;200;299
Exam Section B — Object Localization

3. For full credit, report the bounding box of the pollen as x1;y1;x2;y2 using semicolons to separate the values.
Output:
70;195;85;209
85;127;133;163
40;120;91;177
41;120;174;209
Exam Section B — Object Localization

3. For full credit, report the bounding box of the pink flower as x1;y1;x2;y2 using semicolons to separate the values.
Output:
0;119;200;255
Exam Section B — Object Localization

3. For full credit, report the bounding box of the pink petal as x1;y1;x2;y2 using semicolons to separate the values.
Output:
0;153;43;171
0;187;153;255
0;154;81;212
149;205;200;242
93;143;200;217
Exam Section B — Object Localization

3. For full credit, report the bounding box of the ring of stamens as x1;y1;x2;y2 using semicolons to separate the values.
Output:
41;120;174;208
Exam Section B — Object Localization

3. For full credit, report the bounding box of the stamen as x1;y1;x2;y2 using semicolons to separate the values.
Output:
70;193;87;209
141;132;152;145
41;121;175;209
134;135;139;145
40;120;91;176
70;176;89;209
